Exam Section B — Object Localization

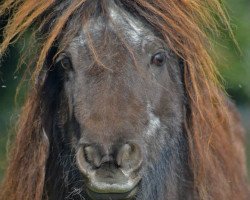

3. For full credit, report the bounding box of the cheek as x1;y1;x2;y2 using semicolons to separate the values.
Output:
144;69;171;109
149;72;183;118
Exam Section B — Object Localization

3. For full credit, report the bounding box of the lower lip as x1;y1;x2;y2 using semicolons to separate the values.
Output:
86;186;138;200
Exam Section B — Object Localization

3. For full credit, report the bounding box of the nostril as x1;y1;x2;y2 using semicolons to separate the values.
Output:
116;143;142;173
84;145;102;168
116;144;132;166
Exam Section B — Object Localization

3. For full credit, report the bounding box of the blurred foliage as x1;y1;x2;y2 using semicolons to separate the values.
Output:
0;0;249;180
217;0;250;105
0;45;21;180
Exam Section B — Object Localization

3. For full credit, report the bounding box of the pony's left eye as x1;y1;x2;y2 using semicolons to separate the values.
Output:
151;52;167;67
60;57;72;71
55;53;73;71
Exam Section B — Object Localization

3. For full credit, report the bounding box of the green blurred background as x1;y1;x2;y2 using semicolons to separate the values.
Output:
0;0;249;181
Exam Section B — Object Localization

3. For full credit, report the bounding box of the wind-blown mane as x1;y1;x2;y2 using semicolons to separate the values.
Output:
0;0;249;200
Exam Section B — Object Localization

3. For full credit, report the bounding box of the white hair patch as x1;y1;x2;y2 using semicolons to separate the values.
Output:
146;104;161;136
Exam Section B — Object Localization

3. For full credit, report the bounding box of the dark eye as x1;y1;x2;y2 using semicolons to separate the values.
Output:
55;54;73;71
151;52;166;67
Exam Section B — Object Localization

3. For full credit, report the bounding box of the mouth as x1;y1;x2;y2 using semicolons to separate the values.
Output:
85;172;141;200
86;186;138;200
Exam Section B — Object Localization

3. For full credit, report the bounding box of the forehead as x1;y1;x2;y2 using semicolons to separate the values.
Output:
69;3;155;50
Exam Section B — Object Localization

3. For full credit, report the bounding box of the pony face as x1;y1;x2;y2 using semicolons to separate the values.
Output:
1;1;248;200
47;2;188;200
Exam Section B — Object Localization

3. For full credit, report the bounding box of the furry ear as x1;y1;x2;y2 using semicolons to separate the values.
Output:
0;92;50;200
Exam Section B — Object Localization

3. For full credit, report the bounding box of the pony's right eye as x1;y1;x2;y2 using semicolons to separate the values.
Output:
55;54;73;71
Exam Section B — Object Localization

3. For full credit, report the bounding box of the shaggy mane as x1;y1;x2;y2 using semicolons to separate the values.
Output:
0;0;249;200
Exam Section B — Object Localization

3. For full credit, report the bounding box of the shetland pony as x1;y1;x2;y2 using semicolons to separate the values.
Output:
0;0;249;200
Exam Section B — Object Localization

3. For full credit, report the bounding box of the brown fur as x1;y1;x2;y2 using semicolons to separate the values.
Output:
0;0;249;200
